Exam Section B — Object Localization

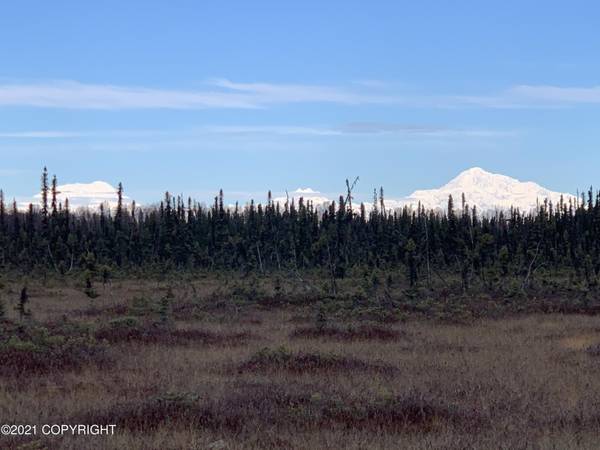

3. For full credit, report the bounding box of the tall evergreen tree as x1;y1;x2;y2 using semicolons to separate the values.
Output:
41;166;49;219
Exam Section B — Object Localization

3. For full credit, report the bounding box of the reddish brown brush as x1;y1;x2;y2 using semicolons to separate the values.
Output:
238;347;398;375
290;323;404;341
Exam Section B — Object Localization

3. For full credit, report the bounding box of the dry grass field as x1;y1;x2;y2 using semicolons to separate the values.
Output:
2;277;600;449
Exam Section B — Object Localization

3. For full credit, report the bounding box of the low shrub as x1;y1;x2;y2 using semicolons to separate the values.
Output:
81;383;478;434
238;346;397;375
94;318;252;346
0;320;109;376
291;323;403;341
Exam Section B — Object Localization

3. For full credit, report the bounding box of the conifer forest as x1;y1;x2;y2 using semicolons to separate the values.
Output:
4;169;600;297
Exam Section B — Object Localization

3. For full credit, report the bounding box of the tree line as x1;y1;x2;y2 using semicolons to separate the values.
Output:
1;168;599;289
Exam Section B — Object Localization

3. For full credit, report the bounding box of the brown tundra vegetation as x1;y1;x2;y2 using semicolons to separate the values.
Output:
1;274;600;449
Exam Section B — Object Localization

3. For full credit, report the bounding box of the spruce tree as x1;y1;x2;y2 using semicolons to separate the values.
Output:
41;167;49;220
51;175;58;217
115;182;124;226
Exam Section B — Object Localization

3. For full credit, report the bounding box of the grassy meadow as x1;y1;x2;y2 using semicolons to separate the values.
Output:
1;274;600;449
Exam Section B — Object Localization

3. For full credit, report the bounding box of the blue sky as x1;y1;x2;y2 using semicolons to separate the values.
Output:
1;1;599;205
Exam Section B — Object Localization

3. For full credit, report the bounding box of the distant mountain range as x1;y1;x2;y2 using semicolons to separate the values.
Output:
278;168;576;214
398;167;577;213
31;181;131;210
30;168;576;214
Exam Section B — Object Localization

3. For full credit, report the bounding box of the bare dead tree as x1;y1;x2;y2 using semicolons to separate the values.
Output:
423;212;431;287
47;244;60;274
345;177;359;213
256;242;264;275
521;240;542;292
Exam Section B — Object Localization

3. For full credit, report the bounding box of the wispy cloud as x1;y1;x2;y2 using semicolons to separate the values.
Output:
1;79;599;110
0;123;512;143
508;85;600;103
0;131;82;138
209;79;395;105
196;123;513;138
194;125;342;136
0;80;258;109
0;79;397;110
443;85;600;109
334;122;513;137
0;129;173;140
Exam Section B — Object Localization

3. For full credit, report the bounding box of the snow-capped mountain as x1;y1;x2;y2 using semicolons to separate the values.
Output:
273;188;331;207
32;181;132;210
23;169;575;215
400;167;577;213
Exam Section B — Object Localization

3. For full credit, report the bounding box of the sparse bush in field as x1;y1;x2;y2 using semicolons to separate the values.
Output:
84;270;99;299
95;316;143;342
129;296;155;316
16;286;31;321
239;347;397;374
0;319;108;376
94;315;252;346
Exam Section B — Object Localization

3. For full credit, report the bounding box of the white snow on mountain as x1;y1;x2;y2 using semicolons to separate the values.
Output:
273;188;331;207
22;168;574;215
272;169;575;215
398;167;577;213
32;181;132;210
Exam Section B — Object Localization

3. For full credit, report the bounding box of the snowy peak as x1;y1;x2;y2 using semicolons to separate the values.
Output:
445;167;505;187
273;188;331;207
57;181;118;200
402;167;576;213
23;169;575;215
32;181;132;210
